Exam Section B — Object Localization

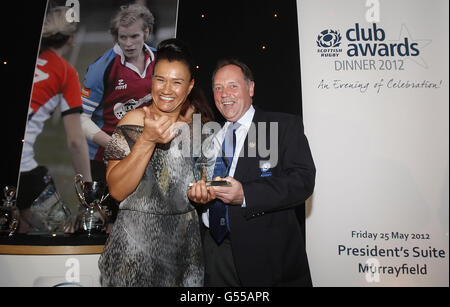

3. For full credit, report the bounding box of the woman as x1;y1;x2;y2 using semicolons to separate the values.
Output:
98;38;214;286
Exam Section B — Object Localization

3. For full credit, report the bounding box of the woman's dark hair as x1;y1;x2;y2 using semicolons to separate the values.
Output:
155;38;196;80
182;85;215;124
156;38;214;123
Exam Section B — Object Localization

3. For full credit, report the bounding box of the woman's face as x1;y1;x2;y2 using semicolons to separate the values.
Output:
151;59;194;115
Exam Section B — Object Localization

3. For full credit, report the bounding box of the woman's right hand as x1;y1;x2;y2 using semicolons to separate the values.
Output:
141;106;176;144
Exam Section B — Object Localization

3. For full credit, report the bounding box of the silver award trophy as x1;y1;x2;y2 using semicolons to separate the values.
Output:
74;174;109;236
189;134;232;189
27;178;72;234
0;186;20;236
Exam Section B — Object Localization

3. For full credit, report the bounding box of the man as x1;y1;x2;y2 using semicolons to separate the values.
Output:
188;59;316;286
80;4;155;224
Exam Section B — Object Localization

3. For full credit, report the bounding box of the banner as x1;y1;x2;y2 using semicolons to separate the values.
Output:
297;0;449;286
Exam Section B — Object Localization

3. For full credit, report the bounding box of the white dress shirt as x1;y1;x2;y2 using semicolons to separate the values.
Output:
202;105;255;228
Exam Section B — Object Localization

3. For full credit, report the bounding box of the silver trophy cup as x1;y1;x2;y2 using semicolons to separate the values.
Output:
74;174;109;236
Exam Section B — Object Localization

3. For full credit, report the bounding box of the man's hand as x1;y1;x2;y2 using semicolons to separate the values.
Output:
187;176;244;206
212;176;244;205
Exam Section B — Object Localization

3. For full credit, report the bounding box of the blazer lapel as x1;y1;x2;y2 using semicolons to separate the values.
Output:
233;106;265;182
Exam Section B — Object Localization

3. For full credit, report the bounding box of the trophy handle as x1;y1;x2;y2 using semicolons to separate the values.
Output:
95;192;111;223
74;174;88;208
3;186;16;207
4;186;16;201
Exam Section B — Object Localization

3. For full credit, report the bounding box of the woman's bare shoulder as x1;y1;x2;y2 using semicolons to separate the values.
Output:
117;108;145;127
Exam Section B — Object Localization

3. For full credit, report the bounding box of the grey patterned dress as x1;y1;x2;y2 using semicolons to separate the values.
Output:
98;124;207;287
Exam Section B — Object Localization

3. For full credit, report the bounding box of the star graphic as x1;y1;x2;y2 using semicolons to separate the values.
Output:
388;23;432;69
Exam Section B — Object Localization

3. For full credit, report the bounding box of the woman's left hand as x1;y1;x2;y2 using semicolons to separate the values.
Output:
141;106;177;144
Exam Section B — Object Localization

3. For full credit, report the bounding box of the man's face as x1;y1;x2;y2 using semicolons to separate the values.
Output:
213;64;254;122
117;19;149;62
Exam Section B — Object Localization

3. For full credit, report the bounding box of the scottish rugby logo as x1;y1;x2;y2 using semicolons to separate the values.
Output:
317;29;342;48
317;29;343;57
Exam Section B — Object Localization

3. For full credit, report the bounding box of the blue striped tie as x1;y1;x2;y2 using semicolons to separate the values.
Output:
209;122;240;243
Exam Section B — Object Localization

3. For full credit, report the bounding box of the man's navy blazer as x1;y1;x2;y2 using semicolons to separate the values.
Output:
227;106;316;286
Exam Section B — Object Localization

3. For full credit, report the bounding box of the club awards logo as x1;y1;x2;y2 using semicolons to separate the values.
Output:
316;23;431;70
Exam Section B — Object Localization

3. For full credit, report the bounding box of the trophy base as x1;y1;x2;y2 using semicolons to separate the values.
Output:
74;229;105;237
188;180;232;188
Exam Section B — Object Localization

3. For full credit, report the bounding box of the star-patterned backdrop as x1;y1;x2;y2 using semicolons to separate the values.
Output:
0;0;303;191
1;1;48;190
